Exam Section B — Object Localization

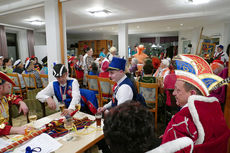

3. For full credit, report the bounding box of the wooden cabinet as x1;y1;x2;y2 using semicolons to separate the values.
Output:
78;40;112;57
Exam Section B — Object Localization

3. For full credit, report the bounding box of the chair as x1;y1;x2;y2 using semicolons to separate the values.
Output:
137;82;158;129
86;74;100;102
97;77;113;107
7;73;27;98
40;74;48;88
22;73;37;91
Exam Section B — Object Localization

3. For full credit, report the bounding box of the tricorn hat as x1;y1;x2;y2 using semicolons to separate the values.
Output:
53;64;67;77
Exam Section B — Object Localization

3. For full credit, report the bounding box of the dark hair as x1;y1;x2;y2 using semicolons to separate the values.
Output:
3;58;10;69
143;63;153;75
91;62;98;74
103;101;157;153
183;82;202;95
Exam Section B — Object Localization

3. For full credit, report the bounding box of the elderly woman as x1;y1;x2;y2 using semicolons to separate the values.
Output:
107;46;117;62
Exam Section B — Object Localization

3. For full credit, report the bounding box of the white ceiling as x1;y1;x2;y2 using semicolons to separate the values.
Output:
0;0;230;36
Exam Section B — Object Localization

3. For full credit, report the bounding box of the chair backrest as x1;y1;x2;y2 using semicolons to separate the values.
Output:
86;74;98;91
40;74;48;88
22;73;37;90
98;77;112;95
137;82;158;107
7;73;21;90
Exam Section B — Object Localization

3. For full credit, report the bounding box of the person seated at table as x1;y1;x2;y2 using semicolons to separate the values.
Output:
0;71;28;136
103;101;160;153
153;58;170;80
36;64;81;116
12;59;26;89
138;62;155;83
40;56;48;75
159;54;230;153
129;58;138;76
97;57;142;113
13;59;24;74
0;58;13;74
23;59;43;88
88;62;99;76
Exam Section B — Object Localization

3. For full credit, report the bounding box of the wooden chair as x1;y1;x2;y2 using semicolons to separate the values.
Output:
97;77;113;107
22;73;37;91
137;82;158;129
7;73;27;98
40;74;48;88
86;74;100;102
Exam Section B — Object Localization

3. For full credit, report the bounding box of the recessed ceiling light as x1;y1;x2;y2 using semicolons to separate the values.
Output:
136;26;140;29
89;29;93;31
30;20;45;26
180;23;184;26
89;9;111;17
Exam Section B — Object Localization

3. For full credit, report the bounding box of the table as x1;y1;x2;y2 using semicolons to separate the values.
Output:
10;112;104;153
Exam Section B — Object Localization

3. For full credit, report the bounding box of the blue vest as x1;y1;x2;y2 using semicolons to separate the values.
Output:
112;77;137;107
53;80;74;108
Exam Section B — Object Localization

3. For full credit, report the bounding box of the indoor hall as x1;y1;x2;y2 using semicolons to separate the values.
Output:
0;0;230;153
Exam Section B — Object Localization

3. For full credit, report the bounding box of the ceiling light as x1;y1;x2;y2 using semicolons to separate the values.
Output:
89;9;111;17
187;0;210;5
30;20;45;26
180;23;184;26
136;26;140;29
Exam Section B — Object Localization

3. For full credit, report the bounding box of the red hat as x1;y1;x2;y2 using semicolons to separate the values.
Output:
101;61;110;72
68;56;76;63
0;71;15;86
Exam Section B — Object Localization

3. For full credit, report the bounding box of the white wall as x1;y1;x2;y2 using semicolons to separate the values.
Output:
34;45;47;63
178;23;230;54
34;32;46;45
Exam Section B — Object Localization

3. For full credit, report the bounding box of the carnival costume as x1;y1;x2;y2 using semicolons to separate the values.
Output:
149;54;230;153
0;72;24;136
133;45;148;64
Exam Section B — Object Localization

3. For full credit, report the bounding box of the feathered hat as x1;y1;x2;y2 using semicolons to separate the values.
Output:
173;54;227;96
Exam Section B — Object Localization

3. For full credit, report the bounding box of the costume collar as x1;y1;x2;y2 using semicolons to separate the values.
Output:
117;75;127;86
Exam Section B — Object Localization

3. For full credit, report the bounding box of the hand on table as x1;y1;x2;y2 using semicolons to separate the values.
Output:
10;126;27;135
61;109;74;116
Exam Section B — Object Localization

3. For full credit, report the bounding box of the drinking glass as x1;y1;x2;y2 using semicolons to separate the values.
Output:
29;110;37;127
59;102;65;113
95;112;102;129
64;117;74;141
75;104;81;112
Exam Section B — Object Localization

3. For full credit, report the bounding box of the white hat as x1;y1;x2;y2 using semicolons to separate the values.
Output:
24;60;31;69
161;59;169;67
109;46;117;53
0;56;3;59
13;59;21;67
